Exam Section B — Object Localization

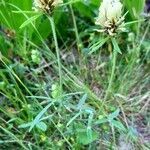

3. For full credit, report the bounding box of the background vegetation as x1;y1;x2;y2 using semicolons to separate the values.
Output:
0;0;149;149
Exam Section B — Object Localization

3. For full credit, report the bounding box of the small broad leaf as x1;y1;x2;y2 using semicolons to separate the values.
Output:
111;120;126;132
66;112;81;127
87;110;94;128
20;14;41;29
0;81;6;89
51;83;62;99
108;108;120;121
74;123;98;145
29;102;53;132
95;118;108;125
76;129;98;145
77;94;87;110
36;121;47;132
89;37;109;54
18;122;32;129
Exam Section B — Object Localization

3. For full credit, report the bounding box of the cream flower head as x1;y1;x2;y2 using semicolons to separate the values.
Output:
33;0;63;14
95;0;125;36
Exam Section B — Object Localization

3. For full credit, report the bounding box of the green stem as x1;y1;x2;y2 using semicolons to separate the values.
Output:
104;48;117;101
70;4;88;80
49;17;62;92
69;4;82;51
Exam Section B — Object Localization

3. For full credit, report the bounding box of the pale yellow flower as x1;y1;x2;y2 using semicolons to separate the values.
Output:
33;0;63;14
95;0;125;36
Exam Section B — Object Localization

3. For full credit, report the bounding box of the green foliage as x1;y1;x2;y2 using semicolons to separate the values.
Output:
75;123;99;145
51;83;62;99
0;0;149;149
96;108;126;132
36;121;47;131
112;38;122;54
123;0;145;31
124;0;145;18
31;49;41;64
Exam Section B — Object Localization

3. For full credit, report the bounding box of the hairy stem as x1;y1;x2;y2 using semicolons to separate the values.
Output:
104;49;117;101
49;16;62;92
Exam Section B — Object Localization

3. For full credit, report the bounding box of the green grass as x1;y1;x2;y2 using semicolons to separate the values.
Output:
0;0;150;149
